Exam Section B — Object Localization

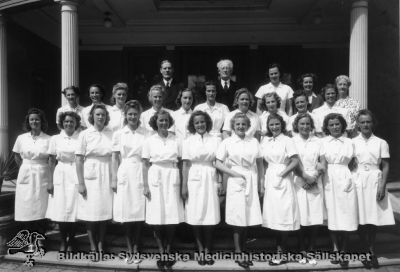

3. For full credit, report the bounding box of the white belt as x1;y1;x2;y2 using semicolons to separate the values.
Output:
358;163;379;171
152;161;177;168
23;159;47;165
191;161;213;167
122;156;142;164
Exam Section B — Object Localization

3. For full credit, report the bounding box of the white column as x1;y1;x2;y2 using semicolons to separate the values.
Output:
57;0;79;105
349;0;368;109
0;14;8;158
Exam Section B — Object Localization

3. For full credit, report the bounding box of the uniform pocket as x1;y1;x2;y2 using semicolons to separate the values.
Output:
229;177;245;192
84;162;98;180
53;167;63;185
17;166;30;185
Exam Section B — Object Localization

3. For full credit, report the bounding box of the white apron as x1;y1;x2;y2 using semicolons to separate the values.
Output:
185;161;220;225
145;162;184;225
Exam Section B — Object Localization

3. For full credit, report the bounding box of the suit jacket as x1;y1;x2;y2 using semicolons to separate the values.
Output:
215;79;240;111
308;94;324;112
158;79;184;110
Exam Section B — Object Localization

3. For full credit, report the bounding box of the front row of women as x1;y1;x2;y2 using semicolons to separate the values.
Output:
13;103;394;270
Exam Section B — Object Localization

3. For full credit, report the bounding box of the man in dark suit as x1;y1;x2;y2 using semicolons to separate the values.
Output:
157;60;184;110
215;59;239;110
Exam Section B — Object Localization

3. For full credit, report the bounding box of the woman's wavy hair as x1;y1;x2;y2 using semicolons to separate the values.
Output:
110;82;129;105
322;113;347;135
320;83;338;102
232;88;255;109
260;92;281;112
62;86;80;97
292;113;315;133
58;111;81;130
88;83;105;101
297;73;317;90
23;108;48;132
88;104;110;126
229;112;251;132
175;88;195;109
187;111;213;134
147;84;166;104
123;100;143;126
265;113;287;137
149;109;174;131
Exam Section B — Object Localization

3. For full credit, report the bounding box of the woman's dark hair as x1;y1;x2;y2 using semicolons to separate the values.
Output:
58;111;81;130
204;80;217;89
292;113;315;133
23;108;48;132
229;112;251;132
123;100;143;126
320;83;338;101
88;83;105;100
149;109;174;131
88;104;110;126
187;111;213;134
110;82;129;105
260;92;281;113
62;86;80;97
232;88;255;109
293;90;308;102
356;109;377;131
322;113;347;135
175;88;195;109
265;113;287;137
297;73;317;90
268;63;282;77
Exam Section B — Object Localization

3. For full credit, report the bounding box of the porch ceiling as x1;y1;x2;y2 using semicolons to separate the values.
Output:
5;0;388;49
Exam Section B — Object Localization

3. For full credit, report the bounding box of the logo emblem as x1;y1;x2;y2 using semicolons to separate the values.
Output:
6;230;46;267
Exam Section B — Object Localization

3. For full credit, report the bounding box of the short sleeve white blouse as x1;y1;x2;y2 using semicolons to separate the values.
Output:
142;133;181;163
111;126;146;159
216;135;261;167
261;134;297;164
75;126;113;157
182;133;221;162
352;134;389;165
48;130;80;162
13;132;51;161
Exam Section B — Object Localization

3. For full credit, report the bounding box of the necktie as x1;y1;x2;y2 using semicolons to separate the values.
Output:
223;81;228;91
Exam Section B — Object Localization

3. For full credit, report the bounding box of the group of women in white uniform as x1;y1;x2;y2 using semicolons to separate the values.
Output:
12;67;394;270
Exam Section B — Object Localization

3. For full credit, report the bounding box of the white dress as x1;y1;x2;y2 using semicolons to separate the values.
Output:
75;126;113;221
194;102;230;138
293;135;325;226
216;135;262;227
172;107;192;143
12;132;51;221
352;134;395;226
261;134;300;231
222;109;261;138
45;131;80;222
112;126;146;223
182;133;221;225
322;136;358;231
142;133;184;225
108;105;125;132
